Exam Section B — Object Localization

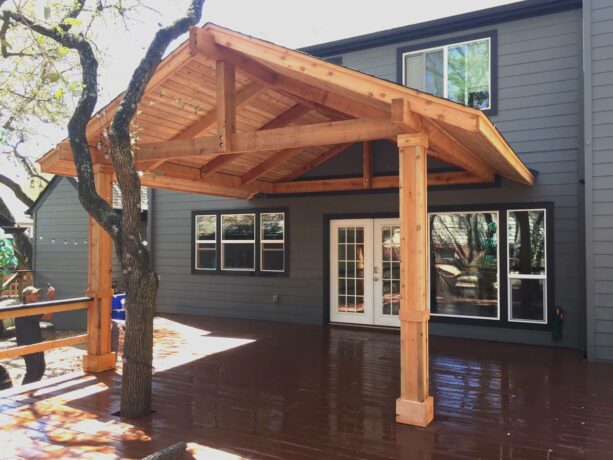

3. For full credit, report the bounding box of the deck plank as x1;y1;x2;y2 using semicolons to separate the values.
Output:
0;314;612;459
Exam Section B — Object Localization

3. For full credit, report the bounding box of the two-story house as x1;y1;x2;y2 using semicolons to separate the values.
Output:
30;0;613;362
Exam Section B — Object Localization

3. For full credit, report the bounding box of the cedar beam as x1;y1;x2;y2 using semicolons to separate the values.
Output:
391;99;421;133
396;133;433;427
362;141;373;189
420;119;494;180
200;103;311;179
83;166;116;373
216;61;236;151
177;81;264;140
201;25;480;131
155;162;272;194
190;28;390;119
272;171;492;193
136;117;403;163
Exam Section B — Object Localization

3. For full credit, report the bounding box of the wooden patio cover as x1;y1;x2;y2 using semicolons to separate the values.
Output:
39;23;534;197
38;23;534;428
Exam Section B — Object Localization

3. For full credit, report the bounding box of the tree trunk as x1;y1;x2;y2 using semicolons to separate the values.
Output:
120;267;158;417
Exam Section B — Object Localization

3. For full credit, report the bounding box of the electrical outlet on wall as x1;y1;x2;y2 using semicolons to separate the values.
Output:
272;294;279;304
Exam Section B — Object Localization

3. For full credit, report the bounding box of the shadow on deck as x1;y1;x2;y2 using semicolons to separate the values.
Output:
0;314;612;459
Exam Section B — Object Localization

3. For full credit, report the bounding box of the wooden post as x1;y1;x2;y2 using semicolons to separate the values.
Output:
83;165;117;372
216;60;236;152
362;141;372;189
396;133;433;427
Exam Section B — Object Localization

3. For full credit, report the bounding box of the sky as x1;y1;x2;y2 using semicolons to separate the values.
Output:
2;0;522;221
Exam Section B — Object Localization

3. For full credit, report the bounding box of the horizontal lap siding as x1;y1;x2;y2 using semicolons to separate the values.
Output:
33;177;124;330
589;0;613;361
153;10;584;349
338;10;584;350
154;192;399;324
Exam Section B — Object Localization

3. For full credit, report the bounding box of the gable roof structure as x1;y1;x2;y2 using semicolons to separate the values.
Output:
38;23;534;199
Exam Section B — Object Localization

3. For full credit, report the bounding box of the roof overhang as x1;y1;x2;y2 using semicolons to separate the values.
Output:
38;23;534;200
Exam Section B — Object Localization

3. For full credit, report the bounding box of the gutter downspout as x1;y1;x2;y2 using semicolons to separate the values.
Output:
582;0;595;360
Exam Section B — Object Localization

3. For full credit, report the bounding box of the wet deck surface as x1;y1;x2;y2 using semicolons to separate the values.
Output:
0;314;612;459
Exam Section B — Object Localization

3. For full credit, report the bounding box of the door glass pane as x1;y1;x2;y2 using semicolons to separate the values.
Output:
337;226;365;315
430;212;499;319
381;225;401;317
510;278;545;321
508;210;546;275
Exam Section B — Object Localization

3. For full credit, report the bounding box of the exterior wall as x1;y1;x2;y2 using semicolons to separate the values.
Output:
32;177;127;329
585;0;613;361
153;9;585;350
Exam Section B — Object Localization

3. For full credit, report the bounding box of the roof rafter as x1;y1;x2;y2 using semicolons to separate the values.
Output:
190;28;390;119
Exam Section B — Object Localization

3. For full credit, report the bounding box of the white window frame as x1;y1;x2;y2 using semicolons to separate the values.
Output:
194;214;217;271
260;212;285;273
221;213;256;272
428;210;500;321
506;208;548;324
402;36;492;110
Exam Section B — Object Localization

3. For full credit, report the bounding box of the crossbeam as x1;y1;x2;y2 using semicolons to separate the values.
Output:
135;117;403;163
200;103;312;178
272;171;493;194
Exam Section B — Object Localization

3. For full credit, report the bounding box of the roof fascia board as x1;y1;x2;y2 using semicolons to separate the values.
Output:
300;0;582;57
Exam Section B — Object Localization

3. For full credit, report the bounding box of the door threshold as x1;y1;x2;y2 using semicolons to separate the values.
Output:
328;322;399;332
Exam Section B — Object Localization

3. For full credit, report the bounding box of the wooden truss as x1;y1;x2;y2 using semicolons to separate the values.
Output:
38;23;534;427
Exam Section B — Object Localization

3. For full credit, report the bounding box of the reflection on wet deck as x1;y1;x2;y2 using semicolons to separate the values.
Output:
0;314;612;459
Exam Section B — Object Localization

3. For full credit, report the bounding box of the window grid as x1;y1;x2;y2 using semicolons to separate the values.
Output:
507;209;548;324
221;214;256;272
260;212;285;273
337;226;365;315
194;215;216;271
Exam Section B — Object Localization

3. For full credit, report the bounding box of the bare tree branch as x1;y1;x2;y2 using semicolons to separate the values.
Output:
4;7;119;234
0;173;34;208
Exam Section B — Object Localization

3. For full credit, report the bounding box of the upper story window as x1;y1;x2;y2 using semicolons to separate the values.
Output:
401;35;493;111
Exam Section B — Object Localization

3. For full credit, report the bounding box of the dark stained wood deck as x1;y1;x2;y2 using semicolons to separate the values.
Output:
0;314;612;459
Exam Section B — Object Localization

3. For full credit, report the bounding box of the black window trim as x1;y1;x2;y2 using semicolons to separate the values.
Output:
396;30;498;116
191;207;289;277
322;201;554;331
428;202;553;331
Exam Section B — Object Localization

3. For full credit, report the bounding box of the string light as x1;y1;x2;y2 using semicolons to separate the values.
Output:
51;239;55;244
39;235;43;240
97;141;103;150
64;240;68;245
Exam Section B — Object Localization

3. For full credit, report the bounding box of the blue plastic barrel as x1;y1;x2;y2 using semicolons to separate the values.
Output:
112;294;126;310
111;294;126;320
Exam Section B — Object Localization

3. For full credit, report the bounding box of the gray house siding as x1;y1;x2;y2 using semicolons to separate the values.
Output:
31;177;126;329
585;0;613;361
152;9;585;351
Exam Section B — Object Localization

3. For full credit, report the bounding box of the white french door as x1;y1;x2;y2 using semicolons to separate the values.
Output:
373;219;401;327
330;218;401;327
